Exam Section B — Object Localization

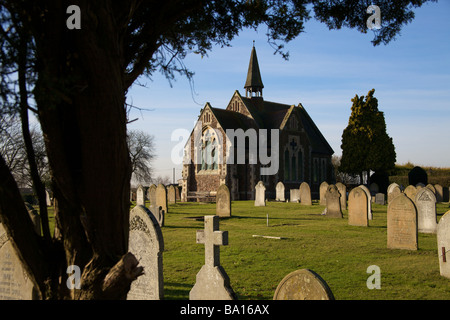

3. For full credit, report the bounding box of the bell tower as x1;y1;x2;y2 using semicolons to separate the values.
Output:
244;43;264;98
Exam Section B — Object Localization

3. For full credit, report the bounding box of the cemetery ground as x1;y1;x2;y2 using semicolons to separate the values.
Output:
44;200;450;300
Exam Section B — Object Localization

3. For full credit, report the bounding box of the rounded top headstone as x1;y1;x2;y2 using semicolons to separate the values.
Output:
273;269;334;300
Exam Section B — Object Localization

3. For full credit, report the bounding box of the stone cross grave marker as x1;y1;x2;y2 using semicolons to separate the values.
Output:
273;269;334;300
325;185;342;218
348;187;368;227
189;216;236;300
387;193;418;250
136;185;145;206
156;184;168;214
415;187;437;234
127;205;164;300
216;184;231;217
254;181;266;207
299;182;312;206
437;210;450;279
275;182;285;202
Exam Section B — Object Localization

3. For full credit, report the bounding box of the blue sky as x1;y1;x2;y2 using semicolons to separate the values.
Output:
127;1;450;183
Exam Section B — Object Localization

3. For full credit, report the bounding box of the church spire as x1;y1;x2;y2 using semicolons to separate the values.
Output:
244;43;264;98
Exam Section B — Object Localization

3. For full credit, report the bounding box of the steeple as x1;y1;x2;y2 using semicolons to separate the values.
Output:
244;43;264;98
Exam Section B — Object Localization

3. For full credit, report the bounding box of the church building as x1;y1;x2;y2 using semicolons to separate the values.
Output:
181;46;334;201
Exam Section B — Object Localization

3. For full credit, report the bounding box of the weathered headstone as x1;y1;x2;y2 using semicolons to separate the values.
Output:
167;185;176;204
434;184;444;203
189;216;236;300
415;187;437;234
359;185;372;220
387;184;402;206
426;184;436;195
127;205;164;300
216;184;231;217
299;182;312;206
325;185;342;218
136;184;145;206
408;166;428;186
387;193;418;250
375;193;385;205
0;212;41;300
148;184;157;213
273;269;334;300
336;182;347;210
319;182;329;205
290;189;300;203
348;187;368;227
275;182;285;202
404;185;418;203
437;210;450;279
254;181;266;207
156;184;168;214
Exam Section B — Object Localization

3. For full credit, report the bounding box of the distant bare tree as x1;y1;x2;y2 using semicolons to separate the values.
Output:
127;129;155;184
152;175;171;186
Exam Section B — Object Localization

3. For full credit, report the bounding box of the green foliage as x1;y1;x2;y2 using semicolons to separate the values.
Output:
340;89;396;176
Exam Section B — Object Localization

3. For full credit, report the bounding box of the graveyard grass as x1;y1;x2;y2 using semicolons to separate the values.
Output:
46;200;450;300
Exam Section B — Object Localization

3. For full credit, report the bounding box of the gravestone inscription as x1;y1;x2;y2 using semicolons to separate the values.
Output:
387;193;418;250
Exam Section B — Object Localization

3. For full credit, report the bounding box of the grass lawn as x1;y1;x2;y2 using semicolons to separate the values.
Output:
160;200;450;300
42;199;450;300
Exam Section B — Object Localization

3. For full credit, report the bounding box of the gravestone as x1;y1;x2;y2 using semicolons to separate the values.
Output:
375;193;385;205
290;189;300;203
189;215;236;300
273;269;334;300
404;185;418;203
336;182;347;210
426;184;436;195
387;193;418;250
167;185;176;204
0;210;42;300
408;166;428;186
319;182;329;205
415;187;437;234
387;185;402;206
325;185;342;218
434;184;444;203
299;182;312;206
359;185;372;220
127;205;164;300
254;181;266;207
437;210;450;279
136;185;145;206
216;184;231;217
45;190;52;207
148;184;157;213
275;182;285;202
156;184;168;214
348;187;368;227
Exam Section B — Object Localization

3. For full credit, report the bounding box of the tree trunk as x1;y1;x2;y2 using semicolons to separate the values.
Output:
29;2;137;299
